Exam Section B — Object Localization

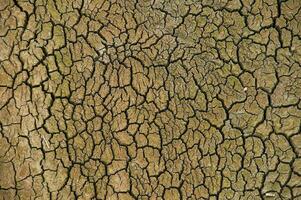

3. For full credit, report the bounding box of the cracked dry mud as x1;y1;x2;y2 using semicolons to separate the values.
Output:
0;0;301;199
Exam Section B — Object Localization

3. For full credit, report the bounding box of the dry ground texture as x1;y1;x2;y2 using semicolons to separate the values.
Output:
0;0;301;199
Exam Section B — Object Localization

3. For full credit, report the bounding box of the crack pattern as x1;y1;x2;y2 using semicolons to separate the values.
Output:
0;0;301;199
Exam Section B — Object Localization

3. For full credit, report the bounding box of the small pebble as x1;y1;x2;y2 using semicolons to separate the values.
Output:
265;193;275;197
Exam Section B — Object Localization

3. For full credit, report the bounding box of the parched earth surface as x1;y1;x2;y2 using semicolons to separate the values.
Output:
0;0;301;199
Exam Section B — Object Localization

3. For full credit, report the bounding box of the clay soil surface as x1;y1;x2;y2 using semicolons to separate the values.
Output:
0;0;301;199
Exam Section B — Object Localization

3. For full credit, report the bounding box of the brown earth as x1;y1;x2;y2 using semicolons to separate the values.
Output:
0;0;301;199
